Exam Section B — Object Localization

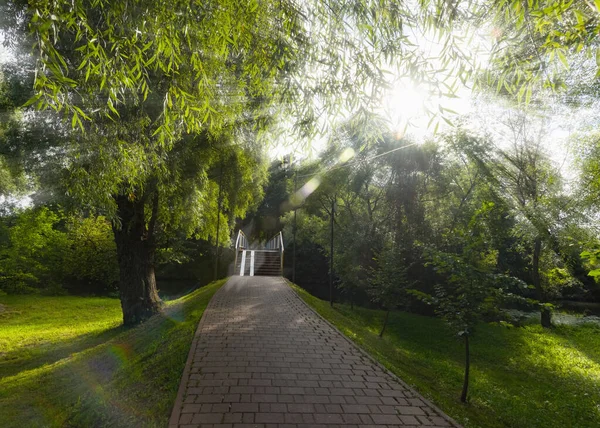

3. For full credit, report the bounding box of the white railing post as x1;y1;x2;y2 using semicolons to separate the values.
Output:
240;250;247;276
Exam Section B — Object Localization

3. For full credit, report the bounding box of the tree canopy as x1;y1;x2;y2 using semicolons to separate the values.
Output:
2;0;600;325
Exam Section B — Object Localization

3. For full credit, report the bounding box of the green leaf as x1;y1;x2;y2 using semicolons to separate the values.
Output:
107;99;120;117
76;60;87;71
22;93;43;108
557;49;569;69
441;115;454;127
589;269;600;278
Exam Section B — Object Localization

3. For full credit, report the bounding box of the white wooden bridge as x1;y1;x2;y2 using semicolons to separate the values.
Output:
233;231;284;276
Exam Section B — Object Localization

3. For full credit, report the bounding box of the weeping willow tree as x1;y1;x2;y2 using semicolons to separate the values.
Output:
0;0;487;324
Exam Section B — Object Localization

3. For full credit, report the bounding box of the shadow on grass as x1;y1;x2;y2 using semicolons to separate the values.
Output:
384;312;600;428
0;280;224;428
292;284;600;428
0;325;126;379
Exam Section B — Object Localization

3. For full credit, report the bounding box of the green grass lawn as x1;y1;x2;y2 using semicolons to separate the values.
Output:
290;283;600;428
0;280;224;428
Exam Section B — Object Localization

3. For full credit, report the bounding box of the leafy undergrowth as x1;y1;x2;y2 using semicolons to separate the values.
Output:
0;280;224;428
290;283;600;428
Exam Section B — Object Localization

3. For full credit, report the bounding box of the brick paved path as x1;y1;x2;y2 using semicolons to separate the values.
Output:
169;276;459;428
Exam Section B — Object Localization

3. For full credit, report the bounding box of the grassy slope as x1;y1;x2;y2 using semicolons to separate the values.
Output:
0;280;225;428
291;283;600;428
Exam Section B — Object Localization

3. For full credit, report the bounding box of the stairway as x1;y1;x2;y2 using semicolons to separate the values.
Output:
235;250;282;276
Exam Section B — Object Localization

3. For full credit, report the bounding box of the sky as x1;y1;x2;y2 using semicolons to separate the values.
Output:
269;19;483;155
0;33;14;63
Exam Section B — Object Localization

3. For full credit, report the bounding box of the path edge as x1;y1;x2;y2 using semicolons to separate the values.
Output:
168;278;230;428
283;278;463;428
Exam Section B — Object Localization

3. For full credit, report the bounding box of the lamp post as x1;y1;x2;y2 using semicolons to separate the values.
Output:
330;195;335;307
213;160;223;281
293;169;297;284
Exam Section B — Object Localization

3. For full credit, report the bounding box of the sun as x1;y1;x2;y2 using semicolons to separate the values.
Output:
381;78;473;138
381;80;430;138
384;82;428;120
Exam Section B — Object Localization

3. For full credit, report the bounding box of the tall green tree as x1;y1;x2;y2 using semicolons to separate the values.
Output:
575;132;600;285
369;244;412;337
493;113;567;327
2;0;290;323
418;202;527;403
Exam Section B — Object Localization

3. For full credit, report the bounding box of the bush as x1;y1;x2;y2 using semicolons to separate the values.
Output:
61;215;118;295
0;208;118;295
0;207;66;293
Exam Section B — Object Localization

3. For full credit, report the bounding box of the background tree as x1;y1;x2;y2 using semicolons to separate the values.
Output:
368;245;412;337
416;202;527;403
62;214;119;294
0;207;118;295
0;207;66;294
575;131;600;286
491;112;571;327
240;160;294;242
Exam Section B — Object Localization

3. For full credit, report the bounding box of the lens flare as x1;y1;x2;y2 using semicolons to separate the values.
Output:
109;343;133;364
291;176;321;207
339;148;355;163
299;177;321;198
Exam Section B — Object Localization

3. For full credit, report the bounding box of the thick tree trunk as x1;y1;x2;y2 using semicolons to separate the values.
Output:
532;236;552;328
460;335;470;403
113;192;162;326
379;309;390;338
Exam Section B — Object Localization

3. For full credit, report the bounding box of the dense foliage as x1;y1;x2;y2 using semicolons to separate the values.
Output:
1;0;599;321
264;117;600;401
0;208;118;295
280;122;599;318
1;0;473;324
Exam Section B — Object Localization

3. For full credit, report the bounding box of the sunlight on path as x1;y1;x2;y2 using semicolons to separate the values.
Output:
170;276;460;427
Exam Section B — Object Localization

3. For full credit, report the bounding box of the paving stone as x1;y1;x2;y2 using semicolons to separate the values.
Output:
397;405;426;415
287;403;315;413
254;412;284;423
342;404;370;414
284;413;304;424
372;414;403;424
313;413;344;424
222;413;242;423
169;276;459;428
230;403;257;413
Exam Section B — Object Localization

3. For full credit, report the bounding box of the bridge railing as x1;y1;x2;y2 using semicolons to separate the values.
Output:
265;231;284;275
265;231;284;251
234;231;247;273
234;230;284;276
235;230;248;250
